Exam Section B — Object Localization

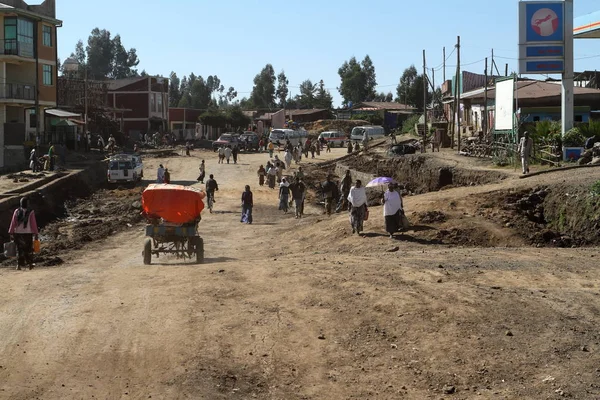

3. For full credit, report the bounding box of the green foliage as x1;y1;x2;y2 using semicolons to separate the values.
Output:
396;65;432;112
276;71;289;108
199;106;251;130
338;55;377;106
562;127;586;147
351;113;383;125
527;120;561;147
176;74;234;109
579;120;600;141
169;72;181;107
591;180;600;197
70;28;139;80
314;80;334;109
250;64;277;109
402;114;421;134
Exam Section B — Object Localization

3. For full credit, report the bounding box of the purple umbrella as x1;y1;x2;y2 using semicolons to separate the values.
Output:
366;177;397;188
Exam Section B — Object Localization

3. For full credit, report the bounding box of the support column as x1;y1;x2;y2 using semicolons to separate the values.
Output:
562;0;574;136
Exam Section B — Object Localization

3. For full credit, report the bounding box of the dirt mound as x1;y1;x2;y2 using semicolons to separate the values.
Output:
416;210;448;223
5;172;48;182
39;187;144;258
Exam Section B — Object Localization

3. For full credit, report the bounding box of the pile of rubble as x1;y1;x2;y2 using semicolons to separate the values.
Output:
578;143;600;165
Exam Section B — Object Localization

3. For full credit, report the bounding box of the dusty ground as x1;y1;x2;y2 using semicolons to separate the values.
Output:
1;146;600;399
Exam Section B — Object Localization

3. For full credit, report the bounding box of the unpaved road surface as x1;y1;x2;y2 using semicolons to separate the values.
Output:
2;148;600;399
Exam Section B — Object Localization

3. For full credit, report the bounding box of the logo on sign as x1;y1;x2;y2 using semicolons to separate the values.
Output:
531;8;559;37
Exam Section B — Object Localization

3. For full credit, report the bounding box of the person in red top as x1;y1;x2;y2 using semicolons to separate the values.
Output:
8;197;39;270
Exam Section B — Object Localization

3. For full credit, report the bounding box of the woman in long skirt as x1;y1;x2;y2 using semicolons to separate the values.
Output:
267;166;276;189
347;180;368;234
382;183;403;238
257;165;266;186
279;178;290;213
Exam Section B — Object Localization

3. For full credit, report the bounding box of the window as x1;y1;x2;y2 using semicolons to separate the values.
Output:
29;110;37;128
150;93;156;112
575;115;583;122
157;93;163;113
43;25;52;47
4;17;34;56
43;65;53;86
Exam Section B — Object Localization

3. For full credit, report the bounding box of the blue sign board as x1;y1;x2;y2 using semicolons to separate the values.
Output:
525;60;564;73
525;2;564;42
525;45;564;58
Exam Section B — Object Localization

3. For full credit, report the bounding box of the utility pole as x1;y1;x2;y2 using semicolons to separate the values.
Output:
484;57;488;140
562;0;574;136
423;49;427;153
505;63;509;77
492;48;501;76
456;36;461;152
443;46;446;82
84;66;88;152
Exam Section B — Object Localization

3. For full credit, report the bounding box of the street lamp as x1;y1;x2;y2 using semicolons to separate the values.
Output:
63;57;87;150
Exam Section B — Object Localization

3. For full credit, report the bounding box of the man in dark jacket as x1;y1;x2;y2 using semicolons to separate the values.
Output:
241;185;253;224
321;175;338;216
336;170;353;213
290;177;307;219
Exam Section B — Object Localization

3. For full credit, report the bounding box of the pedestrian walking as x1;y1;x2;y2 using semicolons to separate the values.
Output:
257;165;266;186
218;146;225;164
197;160;206;183
290;177;306;219
348;180;368;234
382;183;403;238
8;197;39;270
347;141;353;154
518;131;533;174
163;168;171;184
268;141;275;158
157;164;165;183
241;185;253;224
321;175;338;216
232;145;239;164
279;178;290;213
336;170;352;213
267;163;277;189
224;146;232;164
284;149;293;169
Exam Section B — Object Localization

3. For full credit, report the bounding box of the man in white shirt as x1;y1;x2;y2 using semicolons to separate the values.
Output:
517;131;533;174
224;146;233;164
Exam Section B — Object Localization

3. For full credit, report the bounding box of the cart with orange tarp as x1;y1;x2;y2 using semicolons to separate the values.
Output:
141;184;206;264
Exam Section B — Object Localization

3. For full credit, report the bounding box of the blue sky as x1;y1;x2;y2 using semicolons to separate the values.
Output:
55;0;600;107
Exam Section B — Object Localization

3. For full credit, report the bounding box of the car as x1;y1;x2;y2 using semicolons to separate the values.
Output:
239;132;259;151
107;154;143;184
212;133;240;151
318;131;347;147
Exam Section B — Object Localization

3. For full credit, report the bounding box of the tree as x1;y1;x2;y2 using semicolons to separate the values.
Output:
276;71;289;108
169;72;181;107
338;55;377;107
373;92;394;102
297;79;317;109
314;80;333;109
396;65;432;112
250;64;276;109
71;28;140;80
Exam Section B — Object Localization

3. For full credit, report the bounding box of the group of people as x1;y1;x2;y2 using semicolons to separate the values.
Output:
156;164;171;184
217;145;240;164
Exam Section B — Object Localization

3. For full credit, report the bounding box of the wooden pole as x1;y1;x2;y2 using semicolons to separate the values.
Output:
423;49;427;153
484;57;488;139
456;36;461;152
505;63;509;77
443;46;446;82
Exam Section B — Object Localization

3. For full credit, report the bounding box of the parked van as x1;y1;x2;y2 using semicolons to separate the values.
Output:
107;154;143;184
350;126;385;142
318;131;346;147
269;129;308;146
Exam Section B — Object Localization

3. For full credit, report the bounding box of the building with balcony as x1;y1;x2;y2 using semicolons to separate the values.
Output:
0;0;60;168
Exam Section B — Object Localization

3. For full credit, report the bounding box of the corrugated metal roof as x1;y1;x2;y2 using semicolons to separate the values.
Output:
288;108;328;116
354;102;416;111
45;109;81;118
106;77;147;91
461;80;600;101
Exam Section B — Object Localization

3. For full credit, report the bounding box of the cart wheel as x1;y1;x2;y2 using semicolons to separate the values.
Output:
195;237;204;264
143;239;152;265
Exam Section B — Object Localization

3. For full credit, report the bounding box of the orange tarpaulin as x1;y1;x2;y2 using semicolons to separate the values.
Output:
142;184;205;224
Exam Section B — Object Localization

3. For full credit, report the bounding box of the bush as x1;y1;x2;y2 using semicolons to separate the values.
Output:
579;120;600;141
562;127;586;147
591;180;600;197
402;114;420;134
351;113;383;126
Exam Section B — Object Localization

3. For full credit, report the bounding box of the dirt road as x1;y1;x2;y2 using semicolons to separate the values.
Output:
1;148;600;399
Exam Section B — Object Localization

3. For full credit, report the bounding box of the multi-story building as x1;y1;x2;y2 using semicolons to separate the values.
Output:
107;76;169;141
0;0;60;168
